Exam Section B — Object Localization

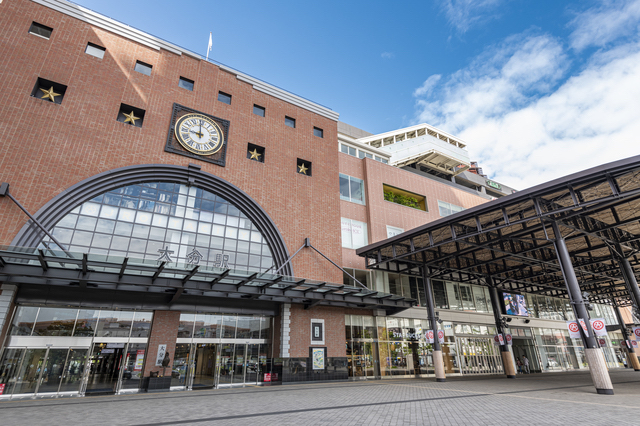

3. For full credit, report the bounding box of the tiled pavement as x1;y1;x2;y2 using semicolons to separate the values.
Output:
1;369;639;425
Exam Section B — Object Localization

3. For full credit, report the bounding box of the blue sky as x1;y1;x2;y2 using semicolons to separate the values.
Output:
72;0;640;189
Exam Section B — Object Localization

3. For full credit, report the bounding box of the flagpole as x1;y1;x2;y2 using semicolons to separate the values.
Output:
206;32;212;61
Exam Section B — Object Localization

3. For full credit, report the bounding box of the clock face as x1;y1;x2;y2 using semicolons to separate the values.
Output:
174;113;224;155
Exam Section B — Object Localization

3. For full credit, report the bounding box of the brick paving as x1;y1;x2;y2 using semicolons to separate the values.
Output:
1;369;639;425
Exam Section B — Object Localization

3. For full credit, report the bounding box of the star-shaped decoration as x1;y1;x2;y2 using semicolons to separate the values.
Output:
298;163;308;175
123;111;139;125
249;149;262;161
40;86;60;102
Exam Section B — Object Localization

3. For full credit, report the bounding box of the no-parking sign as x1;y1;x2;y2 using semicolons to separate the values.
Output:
566;321;581;339
437;330;445;344
589;318;607;337
426;330;434;344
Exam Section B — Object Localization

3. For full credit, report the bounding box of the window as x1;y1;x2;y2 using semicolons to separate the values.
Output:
85;42;105;59
179;76;194;91
341;218;368;249
218;91;231;104
31;77;67;104
339;174;365;204
253;104;265;117
313;127;323;138
358;151;373;159
375;156;389;164
386;225;404;238
285;116;296;128
438;200;465;217
29;22;53;39
340;143;357;157
134;61;152;76
383;184;427;211
117;103;146;127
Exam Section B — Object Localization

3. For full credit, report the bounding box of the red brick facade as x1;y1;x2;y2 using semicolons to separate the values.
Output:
143;311;181;377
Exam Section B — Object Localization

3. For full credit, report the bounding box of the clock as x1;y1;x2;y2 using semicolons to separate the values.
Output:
174;113;224;156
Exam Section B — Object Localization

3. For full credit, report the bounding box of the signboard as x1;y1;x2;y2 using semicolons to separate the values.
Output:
598;338;607;347
312;348;325;370
589;318;607;337
106;343;125;348
264;373;271;382
437;330;445;344
134;350;145;371
155;344;167;367
632;340;639;349
0;384;5;395
578;318;590;337
101;348;115;354
493;335;501;346
633;327;640;340
505;334;513;345
567;321;581;339
486;180;502;190
426;330;434;343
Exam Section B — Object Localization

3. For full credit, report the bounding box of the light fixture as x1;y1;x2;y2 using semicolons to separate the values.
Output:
524;319;531;324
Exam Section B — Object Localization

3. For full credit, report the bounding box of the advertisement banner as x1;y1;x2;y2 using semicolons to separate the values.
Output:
312;348;325;370
425;330;434;344
589;318;607;337
632;340;639;349
0;383;4;395
505;334;513;345
633;327;640;340
493;335;501;346
598;338;607;347
437;330;445;344
134;350;145;371
567;321;581;339
578;318;590;337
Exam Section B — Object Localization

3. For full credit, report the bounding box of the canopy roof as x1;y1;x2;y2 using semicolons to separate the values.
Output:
357;155;640;307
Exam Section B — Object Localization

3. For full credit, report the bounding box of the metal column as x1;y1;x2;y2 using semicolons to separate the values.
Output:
421;266;446;382
616;245;640;312
487;278;516;378
613;300;640;371
551;221;613;394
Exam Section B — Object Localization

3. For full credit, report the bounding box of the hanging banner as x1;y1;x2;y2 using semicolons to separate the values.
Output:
494;334;505;345
633;327;640;340
505;334;513;345
134;350;145;371
566;321;581;339
589;318;607;337
493;335;501;345
625;340;632;348
425;330;434;343
632;340;639;349
437;330;445;344
578;318;590;337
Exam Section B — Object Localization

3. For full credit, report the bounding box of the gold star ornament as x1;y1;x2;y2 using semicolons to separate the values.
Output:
40;86;60;102
249;149;261;161
298;163;308;175
123;111;139;125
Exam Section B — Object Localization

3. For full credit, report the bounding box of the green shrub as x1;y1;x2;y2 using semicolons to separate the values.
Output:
384;190;420;209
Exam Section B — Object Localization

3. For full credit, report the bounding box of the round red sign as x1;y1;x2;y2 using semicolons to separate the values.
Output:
568;322;579;332
427;331;434;339
634;328;640;337
592;320;604;331
438;331;444;339
494;335;500;343
506;334;512;343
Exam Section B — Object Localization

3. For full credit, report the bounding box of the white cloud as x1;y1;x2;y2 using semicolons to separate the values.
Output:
414;75;441;97
569;0;640;50
381;52;394;59
413;5;640;190
440;0;503;33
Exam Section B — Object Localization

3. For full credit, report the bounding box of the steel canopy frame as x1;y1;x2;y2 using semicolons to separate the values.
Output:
356;154;640;308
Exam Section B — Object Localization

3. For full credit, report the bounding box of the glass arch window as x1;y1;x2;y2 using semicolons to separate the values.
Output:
41;182;274;271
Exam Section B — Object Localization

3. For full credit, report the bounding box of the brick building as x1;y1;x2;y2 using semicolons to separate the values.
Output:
0;0;632;399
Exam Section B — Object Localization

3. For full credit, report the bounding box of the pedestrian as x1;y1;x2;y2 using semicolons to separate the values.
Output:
516;357;523;374
523;355;530;373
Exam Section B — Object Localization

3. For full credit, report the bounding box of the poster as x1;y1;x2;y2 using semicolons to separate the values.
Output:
155;344;167;366
426;330;434;343
493;335;501;346
567;321;581;339
437;330;445;344
312;348;325;370
633;327;640;340
134;350;145;371
505;334;513;345
589;318;607;337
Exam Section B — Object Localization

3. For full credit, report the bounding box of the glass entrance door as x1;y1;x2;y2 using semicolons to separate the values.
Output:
192;343;217;389
84;343;125;395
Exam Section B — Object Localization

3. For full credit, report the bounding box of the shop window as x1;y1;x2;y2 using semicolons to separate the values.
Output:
340;143;357;157
179;76;194;91
117;103;146;127
339;173;365;204
31;77;67;104
313;127;323;138
383;184;427;211
29;21;53;39
218;91;232;104
285;116;296;128
95;310;134;338
253;104;265;117
85;42;105;59
32;307;77;336
134;60;152;76
341;218;368;249
438;200;464;217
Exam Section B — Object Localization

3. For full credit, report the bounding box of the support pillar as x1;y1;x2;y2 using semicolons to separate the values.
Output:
616;246;640;314
487;280;516;378
613;301;640;371
421;267;446;382
552;222;614;395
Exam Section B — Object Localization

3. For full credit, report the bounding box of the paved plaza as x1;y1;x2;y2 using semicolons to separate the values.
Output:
1;369;639;425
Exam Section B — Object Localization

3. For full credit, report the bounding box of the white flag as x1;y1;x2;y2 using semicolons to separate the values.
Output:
206;32;212;60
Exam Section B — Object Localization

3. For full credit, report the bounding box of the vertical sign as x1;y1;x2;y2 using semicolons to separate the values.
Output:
426;330;434;343
134;350;145;371
632;327;640;340
0;383;4;395
155;344;167;366
632;340;639;350
312;348;325;370
578;318;590;337
505;334;513;345
598;338;607;347
566;321;581;339
311;319;325;345
437;330;445;344
493;335;501;346
589;318;607;337
497;334;505;345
